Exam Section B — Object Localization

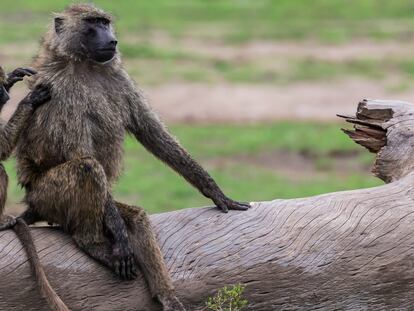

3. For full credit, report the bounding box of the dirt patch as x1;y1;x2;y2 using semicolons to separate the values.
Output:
145;79;414;123
5;78;414;123
205;149;372;182
151;36;414;62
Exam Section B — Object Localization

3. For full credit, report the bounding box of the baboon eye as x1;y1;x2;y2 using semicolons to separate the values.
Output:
101;18;110;26
85;17;110;25
86;27;97;36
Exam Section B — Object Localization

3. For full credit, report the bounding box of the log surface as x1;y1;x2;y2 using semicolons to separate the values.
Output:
2;99;414;311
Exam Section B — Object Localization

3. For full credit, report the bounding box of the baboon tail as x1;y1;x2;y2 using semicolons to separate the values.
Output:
13;218;70;311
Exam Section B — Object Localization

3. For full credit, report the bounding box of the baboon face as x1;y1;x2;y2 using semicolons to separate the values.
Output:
0;68;9;106
54;7;117;63
81;17;117;63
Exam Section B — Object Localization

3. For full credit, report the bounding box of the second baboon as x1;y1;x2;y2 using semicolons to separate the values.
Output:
18;4;250;310
0;66;69;311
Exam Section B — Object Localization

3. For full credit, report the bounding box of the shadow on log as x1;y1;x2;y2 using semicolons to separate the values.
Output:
2;99;414;310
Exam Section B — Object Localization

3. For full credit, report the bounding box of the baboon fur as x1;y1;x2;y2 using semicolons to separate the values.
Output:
0;66;68;311
0;67;5;84
16;4;249;310
0;67;40;227
0;67;36;227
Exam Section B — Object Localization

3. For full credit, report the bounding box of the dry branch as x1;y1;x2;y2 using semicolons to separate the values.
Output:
1;99;414;310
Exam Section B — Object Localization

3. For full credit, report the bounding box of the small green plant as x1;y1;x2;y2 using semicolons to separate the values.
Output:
206;284;248;311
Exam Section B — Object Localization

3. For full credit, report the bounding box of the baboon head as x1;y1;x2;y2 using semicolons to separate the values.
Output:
49;4;118;63
0;67;10;105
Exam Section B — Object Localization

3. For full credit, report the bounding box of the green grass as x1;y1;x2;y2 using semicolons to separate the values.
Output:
1;0;414;43
4;123;382;214
122;56;414;86
210;58;386;84
119;43;193;61
170;123;360;156
122;55;402;86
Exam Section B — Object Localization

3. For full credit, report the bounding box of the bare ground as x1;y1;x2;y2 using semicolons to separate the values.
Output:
150;36;414;62
145;79;414;123
6;78;414;123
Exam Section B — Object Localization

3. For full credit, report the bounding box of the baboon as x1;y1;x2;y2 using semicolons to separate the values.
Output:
0;67;47;228
0;67;69;311
17;4;250;310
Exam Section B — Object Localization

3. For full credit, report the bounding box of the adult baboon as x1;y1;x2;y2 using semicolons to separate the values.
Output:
18;4;250;310
0;67;69;311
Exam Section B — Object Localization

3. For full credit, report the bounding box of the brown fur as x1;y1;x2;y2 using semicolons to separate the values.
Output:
0;66;69;311
17;4;248;310
0;67;5;84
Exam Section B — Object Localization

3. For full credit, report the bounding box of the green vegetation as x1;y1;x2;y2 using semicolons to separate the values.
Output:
4;123;382;214
1;0;414;43
206;284;248;311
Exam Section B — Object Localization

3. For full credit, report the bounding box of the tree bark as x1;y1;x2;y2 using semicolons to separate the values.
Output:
2;99;414;311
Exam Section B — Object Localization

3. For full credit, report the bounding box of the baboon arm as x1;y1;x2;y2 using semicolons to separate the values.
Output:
125;91;227;203
0;103;32;161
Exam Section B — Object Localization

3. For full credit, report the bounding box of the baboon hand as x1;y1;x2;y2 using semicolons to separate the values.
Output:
213;197;251;213
0;215;16;230
112;241;137;280
23;84;51;109
5;67;37;91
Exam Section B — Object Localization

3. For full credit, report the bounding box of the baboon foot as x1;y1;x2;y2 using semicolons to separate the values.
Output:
112;240;137;280
77;239;137;281
0;215;16;230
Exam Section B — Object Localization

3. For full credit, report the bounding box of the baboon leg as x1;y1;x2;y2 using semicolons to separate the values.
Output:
0;164;7;214
104;195;136;279
25;157;135;279
25;156;107;238
115;202;185;311
0;164;16;230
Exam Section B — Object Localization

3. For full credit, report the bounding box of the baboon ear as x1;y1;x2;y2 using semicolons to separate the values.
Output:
54;17;64;34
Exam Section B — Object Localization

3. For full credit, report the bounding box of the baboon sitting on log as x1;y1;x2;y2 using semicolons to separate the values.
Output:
15;4;250;311
0;67;69;311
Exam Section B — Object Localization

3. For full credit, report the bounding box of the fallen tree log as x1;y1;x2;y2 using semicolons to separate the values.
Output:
2;99;414;310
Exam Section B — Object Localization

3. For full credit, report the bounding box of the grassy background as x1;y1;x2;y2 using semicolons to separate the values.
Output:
2;0;414;43
1;0;403;213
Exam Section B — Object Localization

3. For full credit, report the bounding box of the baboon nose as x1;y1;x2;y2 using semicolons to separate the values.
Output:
110;40;118;47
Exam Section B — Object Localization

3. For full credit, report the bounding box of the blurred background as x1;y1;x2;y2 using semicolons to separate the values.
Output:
3;0;414;214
